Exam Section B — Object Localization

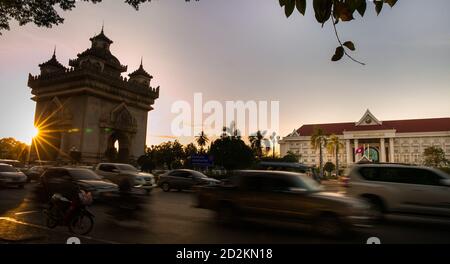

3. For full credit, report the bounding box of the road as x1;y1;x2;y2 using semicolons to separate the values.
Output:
1;181;450;244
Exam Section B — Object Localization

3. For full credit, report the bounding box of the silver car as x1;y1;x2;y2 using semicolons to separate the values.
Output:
94;163;156;195
0;163;27;188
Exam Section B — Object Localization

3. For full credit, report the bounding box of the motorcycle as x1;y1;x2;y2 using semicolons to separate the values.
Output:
44;190;95;235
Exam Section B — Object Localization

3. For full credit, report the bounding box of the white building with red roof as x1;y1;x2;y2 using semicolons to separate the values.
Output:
279;110;450;167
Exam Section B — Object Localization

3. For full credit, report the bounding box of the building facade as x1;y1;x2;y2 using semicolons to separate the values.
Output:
279;110;450;167
28;28;159;164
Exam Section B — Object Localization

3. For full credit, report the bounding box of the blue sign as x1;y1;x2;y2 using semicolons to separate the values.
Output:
191;155;214;167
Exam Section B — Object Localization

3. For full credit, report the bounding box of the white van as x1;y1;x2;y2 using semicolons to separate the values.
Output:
345;164;450;219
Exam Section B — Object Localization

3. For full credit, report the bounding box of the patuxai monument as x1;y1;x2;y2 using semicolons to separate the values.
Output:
28;28;159;164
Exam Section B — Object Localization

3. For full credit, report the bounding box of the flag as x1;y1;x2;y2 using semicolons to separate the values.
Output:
355;146;364;154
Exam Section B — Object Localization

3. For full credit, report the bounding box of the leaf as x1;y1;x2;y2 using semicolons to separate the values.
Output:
334;1;354;22
384;0;398;8
356;0;367;17
279;0;287;7
374;1;383;15
331;46;344;61
343;41;355;51
295;0;306;15
285;0;295;17
313;0;333;25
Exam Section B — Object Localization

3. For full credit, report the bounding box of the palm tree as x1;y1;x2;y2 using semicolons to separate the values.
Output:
310;127;327;179
249;130;266;159
195;131;209;153
326;134;344;177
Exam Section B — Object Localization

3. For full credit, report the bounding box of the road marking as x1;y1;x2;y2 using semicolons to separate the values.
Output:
0;217;118;244
14;210;39;216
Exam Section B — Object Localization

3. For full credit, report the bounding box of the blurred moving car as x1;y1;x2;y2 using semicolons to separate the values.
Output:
345;163;450;219
158;169;221;192
25;166;49;182
94;163;156;194
40;167;118;200
196;170;371;236
0;163;27;188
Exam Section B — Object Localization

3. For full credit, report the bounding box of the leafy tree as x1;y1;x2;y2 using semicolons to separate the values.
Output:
423;146;448;168
137;146;156;172
282;151;301;163
280;0;398;64
323;161;335;176
0;137;29;162
249;130;266;160
0;0;398;63
183;142;198;168
195;131;209;153
209;137;254;170
326;134;344;176
310;127;327;178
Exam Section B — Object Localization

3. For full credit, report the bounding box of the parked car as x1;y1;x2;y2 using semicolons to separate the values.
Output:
345;163;450;219
158;169;221;192
0;163;27;188
40;167;118;200
195;170;372;237
25;166;49;182
94;163;156;194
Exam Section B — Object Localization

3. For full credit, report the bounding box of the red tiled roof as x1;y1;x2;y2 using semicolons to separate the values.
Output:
296;118;450;136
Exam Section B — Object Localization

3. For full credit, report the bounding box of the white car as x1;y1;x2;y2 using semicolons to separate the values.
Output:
0;163;27;188
345;164;450;219
94;163;156;195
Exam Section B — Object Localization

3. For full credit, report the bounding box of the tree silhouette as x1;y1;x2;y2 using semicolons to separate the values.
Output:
326;134;344;176
310;127;327;178
195;131;209;153
249;130;267;160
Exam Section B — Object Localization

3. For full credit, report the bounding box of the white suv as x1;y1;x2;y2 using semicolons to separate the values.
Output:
345;164;450;219
94;163;156;195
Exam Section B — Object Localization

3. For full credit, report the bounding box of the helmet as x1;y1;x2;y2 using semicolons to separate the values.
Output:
78;190;93;205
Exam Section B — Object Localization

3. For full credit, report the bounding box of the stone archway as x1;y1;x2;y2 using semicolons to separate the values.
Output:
105;131;130;163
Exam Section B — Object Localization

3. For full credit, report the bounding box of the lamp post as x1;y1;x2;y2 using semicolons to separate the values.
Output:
269;133;281;159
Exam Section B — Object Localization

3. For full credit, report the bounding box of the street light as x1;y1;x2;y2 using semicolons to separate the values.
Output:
269;133;281;159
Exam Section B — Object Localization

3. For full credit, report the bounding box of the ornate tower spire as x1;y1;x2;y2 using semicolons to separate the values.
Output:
129;58;153;86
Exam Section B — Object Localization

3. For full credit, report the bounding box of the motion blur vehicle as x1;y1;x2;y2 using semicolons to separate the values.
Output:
94;163;156;194
257;161;320;182
345;163;450;219
40;167;118;200
196;170;372;237
159;169;221;192
0;163;27;188
25;165;49;182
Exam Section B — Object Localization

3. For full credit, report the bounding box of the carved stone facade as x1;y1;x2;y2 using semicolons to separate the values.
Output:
28;29;159;164
279;110;450;167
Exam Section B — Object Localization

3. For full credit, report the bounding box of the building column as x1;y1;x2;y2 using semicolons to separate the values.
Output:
346;139;352;165
389;138;394;163
380;138;386;162
354;139;359;162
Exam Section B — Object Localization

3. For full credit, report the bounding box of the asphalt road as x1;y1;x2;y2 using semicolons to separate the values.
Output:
1;182;450;244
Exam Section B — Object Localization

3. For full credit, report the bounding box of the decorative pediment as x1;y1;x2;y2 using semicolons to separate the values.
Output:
356;109;382;126
287;129;300;137
110;103;137;132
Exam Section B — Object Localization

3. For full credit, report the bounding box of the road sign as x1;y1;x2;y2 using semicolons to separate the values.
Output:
191;155;214;167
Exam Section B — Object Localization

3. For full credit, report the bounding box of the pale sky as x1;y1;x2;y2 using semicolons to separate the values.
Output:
0;0;449;146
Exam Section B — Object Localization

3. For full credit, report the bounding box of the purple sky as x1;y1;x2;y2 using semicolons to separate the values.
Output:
0;0;449;145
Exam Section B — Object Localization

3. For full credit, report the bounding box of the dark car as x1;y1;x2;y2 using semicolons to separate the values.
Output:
158;169;220;192
40;167;118;200
196;170;372;237
0;163;27;188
